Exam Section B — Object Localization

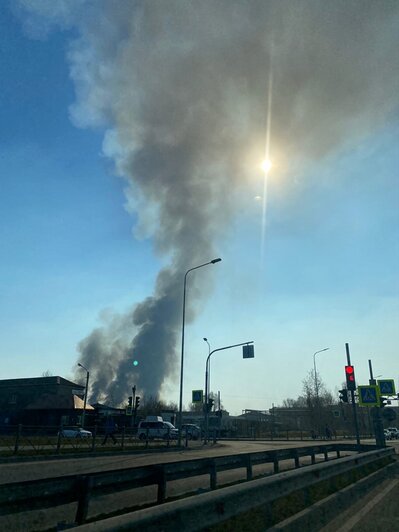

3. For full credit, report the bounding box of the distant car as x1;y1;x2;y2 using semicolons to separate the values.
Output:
386;427;399;439
59;427;92;438
181;424;201;440
384;429;392;440
137;420;178;440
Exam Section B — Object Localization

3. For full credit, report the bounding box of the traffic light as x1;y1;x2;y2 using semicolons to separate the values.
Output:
208;398;214;412
128;396;132;407
339;389;349;403
345;365;356;391
135;396;141;410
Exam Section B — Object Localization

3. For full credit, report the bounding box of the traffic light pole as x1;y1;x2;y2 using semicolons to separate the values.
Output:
131;386;136;427
346;343;360;447
204;341;254;444
368;359;385;447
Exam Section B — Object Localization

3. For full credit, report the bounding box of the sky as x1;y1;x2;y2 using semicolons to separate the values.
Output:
1;1;398;416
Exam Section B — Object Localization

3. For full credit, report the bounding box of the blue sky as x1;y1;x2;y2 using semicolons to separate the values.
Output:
1;2;398;415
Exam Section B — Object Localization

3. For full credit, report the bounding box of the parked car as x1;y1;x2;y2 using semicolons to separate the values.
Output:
384;429;392;440
386;427;399;439
181;424;201;440
58;427;92;438
137;420;178;440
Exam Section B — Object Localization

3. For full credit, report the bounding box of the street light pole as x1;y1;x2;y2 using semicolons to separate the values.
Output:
313;348;329;436
204;341;254;443
313;348;329;400
178;258;221;446
77;363;89;429
203;338;211;442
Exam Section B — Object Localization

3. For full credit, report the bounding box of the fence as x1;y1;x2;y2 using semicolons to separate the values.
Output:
0;443;391;529
0;424;186;457
0;424;378;458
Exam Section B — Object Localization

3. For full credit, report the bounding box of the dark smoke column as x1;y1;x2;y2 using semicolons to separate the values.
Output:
16;1;399;404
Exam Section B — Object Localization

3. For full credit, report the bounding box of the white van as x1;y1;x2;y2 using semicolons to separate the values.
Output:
137;418;178;440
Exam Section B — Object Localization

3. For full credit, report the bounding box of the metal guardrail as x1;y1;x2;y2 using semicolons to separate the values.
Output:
74;446;395;532
0;443;381;526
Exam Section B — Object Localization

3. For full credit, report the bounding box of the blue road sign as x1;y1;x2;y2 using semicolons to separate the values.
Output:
377;380;396;396
192;390;203;403
358;385;379;407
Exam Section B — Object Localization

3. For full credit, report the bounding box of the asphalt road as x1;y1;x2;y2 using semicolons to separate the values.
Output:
0;439;336;484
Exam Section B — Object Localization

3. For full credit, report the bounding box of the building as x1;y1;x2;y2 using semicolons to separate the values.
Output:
0;376;93;427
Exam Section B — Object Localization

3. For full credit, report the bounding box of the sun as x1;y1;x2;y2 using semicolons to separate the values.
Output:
261;159;272;173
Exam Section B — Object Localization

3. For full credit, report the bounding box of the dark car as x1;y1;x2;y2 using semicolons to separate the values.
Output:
181;424;201;440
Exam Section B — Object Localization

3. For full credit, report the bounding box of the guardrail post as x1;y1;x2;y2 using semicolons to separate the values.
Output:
75;475;92;525
157;466;167;503
13;424;22;455
167;426;170;448
146;427;149;448
56;425;62;454
273;452;279;474
91;425;97;452
209;459;217;489
311;451;316;465
245;454;252;480
324;449;329;461
294;450;300;469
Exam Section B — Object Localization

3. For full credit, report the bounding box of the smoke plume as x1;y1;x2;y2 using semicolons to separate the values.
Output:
17;0;399;404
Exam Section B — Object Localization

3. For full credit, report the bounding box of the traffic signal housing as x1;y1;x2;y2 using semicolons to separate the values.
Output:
339;389;349;403
345;365;356;391
135;396;141;410
128;396;132;407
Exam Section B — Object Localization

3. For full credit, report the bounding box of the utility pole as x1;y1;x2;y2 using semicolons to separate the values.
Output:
346;343;360;446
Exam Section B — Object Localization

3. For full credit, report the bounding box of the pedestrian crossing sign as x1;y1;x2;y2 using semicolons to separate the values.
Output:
377;380;396;396
358;385;380;407
192;390;203;403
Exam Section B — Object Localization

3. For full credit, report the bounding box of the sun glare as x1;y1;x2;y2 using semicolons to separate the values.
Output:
261;159;272;173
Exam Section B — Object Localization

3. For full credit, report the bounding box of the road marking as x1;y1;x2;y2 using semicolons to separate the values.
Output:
336;478;399;532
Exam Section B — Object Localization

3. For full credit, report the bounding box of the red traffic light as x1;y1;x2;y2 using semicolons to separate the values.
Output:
345;365;356;390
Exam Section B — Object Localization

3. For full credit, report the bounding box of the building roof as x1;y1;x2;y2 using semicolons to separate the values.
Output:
0;376;84;389
25;394;94;411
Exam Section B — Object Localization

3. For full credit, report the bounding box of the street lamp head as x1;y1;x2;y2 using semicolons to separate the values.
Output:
211;258;222;264
203;338;208;342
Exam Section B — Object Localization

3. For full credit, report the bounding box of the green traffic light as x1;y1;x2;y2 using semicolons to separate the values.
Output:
133;360;138;366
